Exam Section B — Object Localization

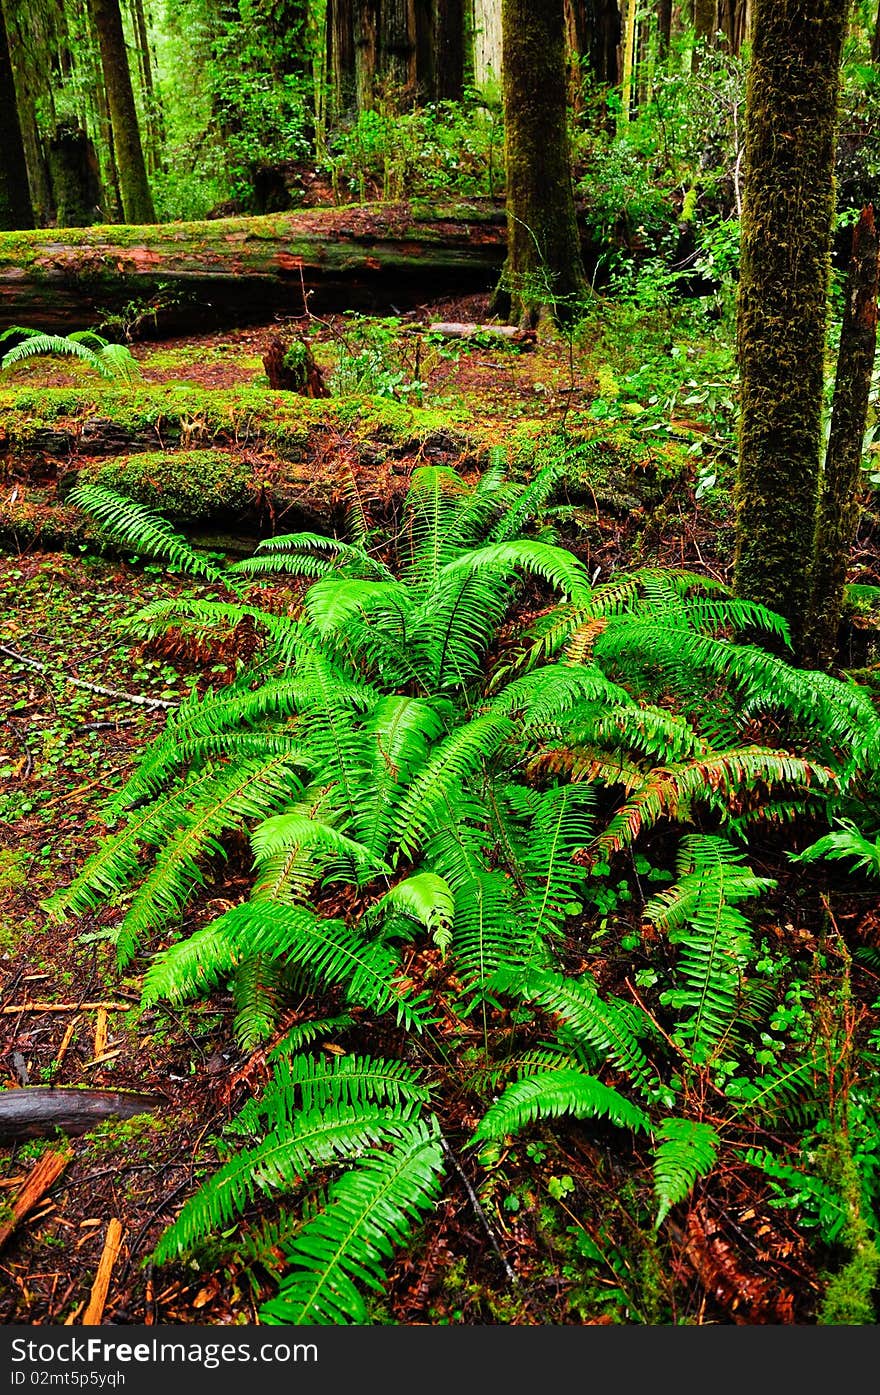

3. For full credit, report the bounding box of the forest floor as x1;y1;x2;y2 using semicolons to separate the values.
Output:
1;290;880;1327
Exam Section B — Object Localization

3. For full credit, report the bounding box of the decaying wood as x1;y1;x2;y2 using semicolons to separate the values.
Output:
0;201;510;334
0;1087;163;1142
1;1000;132;1014
424;321;537;347
82;1218;125;1325
263;335;330;395
0;1148;72;1250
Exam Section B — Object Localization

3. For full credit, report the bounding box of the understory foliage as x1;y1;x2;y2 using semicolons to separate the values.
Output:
50;463;880;1323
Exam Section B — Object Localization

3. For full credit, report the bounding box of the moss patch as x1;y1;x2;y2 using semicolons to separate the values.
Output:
84;448;254;521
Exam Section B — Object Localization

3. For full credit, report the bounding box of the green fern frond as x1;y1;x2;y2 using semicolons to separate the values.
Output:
371;873;455;955
147;900;431;1031
494;965;659;1097
471;1068;650;1142
260;1117;445;1325
653;1117;720;1226
646;836;772;1062
1;330;139;380
70;485;226;582
268;1014;354;1057
242;1053;433;1129
789;819;880;878
154;1098;410;1263
232;954;288;1050
114;755;304;965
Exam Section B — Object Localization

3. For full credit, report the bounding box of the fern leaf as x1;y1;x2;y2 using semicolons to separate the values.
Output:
471;1069;649;1142
260;1118;445;1325
70;484;226;582
653;1117;720;1226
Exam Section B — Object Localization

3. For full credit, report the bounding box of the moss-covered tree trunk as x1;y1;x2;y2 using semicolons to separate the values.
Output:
491;0;586;328
733;0;849;644
804;204;879;668
89;0;155;223
46;123;101;226
0;1;34;229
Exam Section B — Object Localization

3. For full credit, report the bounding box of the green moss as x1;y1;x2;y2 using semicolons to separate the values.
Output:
85;448;254;520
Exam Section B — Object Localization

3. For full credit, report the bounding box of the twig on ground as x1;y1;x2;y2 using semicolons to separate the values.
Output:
0;644;179;710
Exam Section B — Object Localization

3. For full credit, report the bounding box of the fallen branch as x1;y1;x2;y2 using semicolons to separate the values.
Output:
0;1147;72;1250
1;644;178;711
1;1001;131;1014
0;1087;163;1142
82;1218;124;1325
424;321;537;348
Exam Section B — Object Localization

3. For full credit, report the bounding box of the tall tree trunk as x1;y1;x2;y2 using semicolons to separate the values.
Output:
47;123;101;225
89;0;155;222
354;0;379;108
432;0;463;99
492;0;586;327
804;205;880;668
0;0;34;228
472;0;502;90
733;0;850;644
381;0;417;98
329;0;356;114
130;0;161;173
872;0;880;60
657;0;673;57
3;0;54;222
692;0;716;65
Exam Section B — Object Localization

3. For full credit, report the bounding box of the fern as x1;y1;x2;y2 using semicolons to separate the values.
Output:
70;484;226;582
0;327;139;381
789;819;880;878
493;965;660;1097
144;900;432;1032
646;835;774;1063
260;1117;445;1325
653;1117;720;1226
471;1068;650;1141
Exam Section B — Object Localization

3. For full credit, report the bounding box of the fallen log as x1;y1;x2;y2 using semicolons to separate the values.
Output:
424;322;537;347
0;1147;72;1250
0;200;509;335
0;1087;164;1143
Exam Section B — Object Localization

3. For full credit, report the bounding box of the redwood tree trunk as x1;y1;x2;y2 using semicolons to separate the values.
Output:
804;205;880;668
0;1;34;229
492;0;587;327
89;0;155;222
733;0;849;643
432;0;463;99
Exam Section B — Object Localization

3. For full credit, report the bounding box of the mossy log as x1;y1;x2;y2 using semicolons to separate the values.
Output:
0;201;510;335
0;1087;162;1143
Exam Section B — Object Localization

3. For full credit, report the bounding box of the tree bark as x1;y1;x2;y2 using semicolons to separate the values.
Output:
432;0;463;99
0;0;34;229
329;0;357;114
380;0;417;97
657;0;673;58
89;0;155;222
354;0;379;108
733;0;850;644
0;201;511;333
804;205;879;668
472;0;502;90
3;0;54;223
47;124;102;227
492;0;587;328
692;0;716;65
873;0;880;60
